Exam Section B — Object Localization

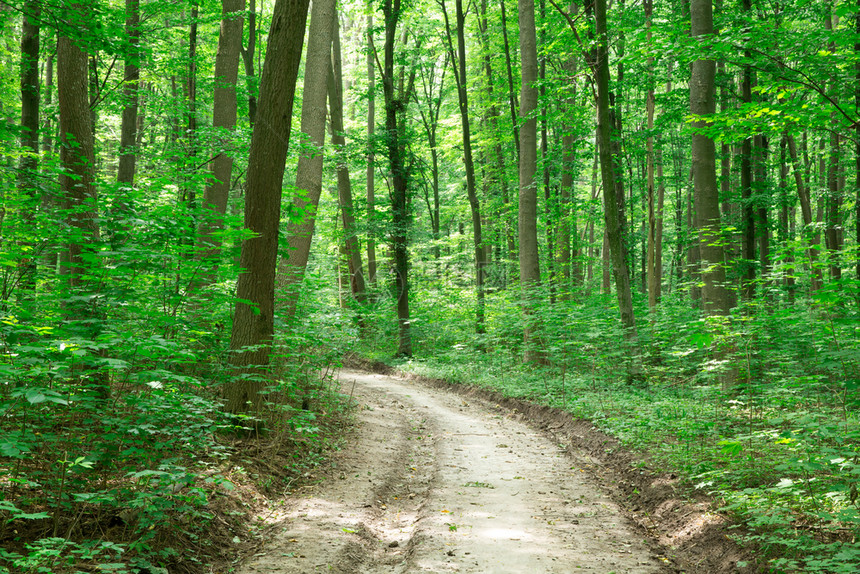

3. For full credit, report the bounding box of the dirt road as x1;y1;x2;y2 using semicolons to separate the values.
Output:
238;370;667;573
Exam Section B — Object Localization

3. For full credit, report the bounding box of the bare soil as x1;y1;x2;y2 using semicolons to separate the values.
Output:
234;368;755;573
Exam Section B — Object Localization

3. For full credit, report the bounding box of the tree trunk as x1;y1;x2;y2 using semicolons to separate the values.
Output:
225;0;310;414
18;0;40;296
825;13;843;282
645;0;658;311
754;135;770;283
786;132;822;291
500;0;520;162
382;0;413;357
366;14;378;287
198;0;245;278
183;4;199;215
592;0;637;340
691;0;734;315
278;0;336;318
239;0;257;124
856;0;860;301
442;0;486;333
518;0;542;362
539;0;555;304
58;29;104;397
328;17;367;305
116;0;140;228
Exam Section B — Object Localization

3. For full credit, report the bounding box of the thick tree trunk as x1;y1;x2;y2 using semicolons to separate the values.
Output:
278;0;336;318
518;0;543;363
198;0;244;271
328;17;367;305
58;35;99;285
225;0;310;414
58;30;104;397
691;0;734;315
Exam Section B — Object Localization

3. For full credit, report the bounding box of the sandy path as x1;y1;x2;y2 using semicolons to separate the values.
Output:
237;370;665;573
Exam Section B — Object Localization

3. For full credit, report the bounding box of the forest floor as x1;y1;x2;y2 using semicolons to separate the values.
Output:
228;368;756;574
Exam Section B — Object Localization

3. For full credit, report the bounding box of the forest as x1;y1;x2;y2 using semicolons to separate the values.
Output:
0;0;859;571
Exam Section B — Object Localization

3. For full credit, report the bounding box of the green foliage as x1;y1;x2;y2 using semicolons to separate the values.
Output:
377;277;860;573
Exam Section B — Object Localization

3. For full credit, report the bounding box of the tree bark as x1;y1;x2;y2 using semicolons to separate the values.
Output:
328;17;367;305
18;0;40;295
198;0;245;277
239;0;258;124
183;3;199;215
58;18;107;397
500;0;520;162
592;0;637;339
382;0;413;357
225;0;310;414
518;0;543;362
366;14;378;287
278;0;336;318
116;0;140;222
442;0;486;333
645;0;659;310
691;0;734;315
739;0;755;299
786;132;822;291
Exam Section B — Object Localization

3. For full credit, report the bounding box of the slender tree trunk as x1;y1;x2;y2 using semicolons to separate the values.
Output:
18;0;40;296
328;17;366;304
366;14;378;287
856;0;860;300
41;49;54;159
500;0;520;162
116;0;140;226
754;135;770;282
382;0;413;356
225;0;310;414
825;13;843;282
645;0;659;311
442;0;485;333
592;0;637;340
184;3;199;215
239;0;257;124
499;0;520;282
198;0;245;279
779;136;795;300
479;0;511;288
786;132;822;291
